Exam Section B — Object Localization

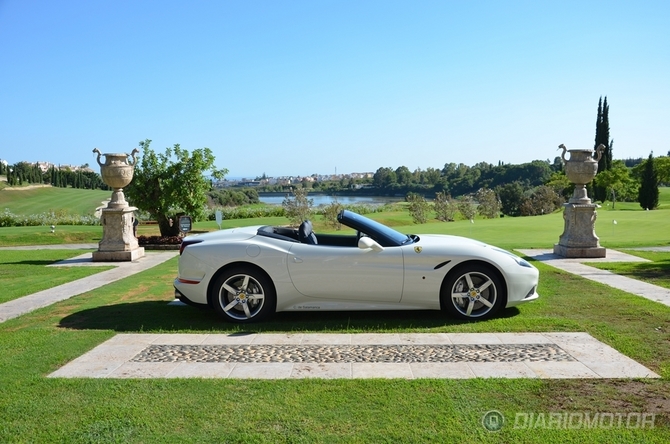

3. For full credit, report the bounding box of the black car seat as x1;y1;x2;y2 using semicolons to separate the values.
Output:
298;220;318;244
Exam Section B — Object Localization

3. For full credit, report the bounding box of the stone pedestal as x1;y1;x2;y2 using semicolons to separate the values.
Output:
553;203;606;258
92;206;145;262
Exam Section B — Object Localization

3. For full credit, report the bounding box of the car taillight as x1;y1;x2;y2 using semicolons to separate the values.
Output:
179;239;203;255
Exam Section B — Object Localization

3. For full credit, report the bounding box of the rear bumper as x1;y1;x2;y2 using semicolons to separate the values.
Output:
174;286;208;308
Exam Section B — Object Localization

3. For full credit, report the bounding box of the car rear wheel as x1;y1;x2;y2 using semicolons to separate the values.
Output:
441;264;504;320
211;267;275;323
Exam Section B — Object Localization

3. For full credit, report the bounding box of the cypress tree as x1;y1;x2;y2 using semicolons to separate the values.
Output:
595;96;612;172
594;96;614;201
638;153;659;210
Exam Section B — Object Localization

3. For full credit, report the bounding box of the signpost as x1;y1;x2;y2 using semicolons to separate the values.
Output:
179;216;192;235
215;210;223;229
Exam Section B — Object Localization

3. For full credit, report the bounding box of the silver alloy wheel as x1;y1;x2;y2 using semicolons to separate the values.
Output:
218;273;266;321
449;270;498;318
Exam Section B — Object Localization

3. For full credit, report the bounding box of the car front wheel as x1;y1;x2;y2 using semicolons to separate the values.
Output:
442;264;504;320
211;267;276;323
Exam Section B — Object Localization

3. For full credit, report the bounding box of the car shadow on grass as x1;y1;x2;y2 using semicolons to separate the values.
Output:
3;259;68;266
58;300;522;332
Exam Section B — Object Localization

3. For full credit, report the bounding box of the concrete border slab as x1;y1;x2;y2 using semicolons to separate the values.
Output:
0;251;177;323
49;332;660;379
518;249;670;307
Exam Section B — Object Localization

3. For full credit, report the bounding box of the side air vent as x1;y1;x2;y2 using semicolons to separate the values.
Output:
433;260;451;270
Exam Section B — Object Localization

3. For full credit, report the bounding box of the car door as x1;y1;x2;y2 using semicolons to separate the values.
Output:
287;243;404;302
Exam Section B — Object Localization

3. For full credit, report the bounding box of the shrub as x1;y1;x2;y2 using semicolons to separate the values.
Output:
406;192;429;224
434;192;457;222
475;188;501;219
0;209;100;227
137;235;181;245
321;200;344;230
282;188;313;226
457;195;477;221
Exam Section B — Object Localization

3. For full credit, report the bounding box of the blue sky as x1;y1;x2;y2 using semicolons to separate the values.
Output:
1;0;668;178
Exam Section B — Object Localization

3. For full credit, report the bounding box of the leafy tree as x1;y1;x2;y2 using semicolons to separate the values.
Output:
208;188;259;207
373;167;397;189
420;167;441;185
395;166;412;185
475;188;501;219
125;139;227;237
655;156;670;185
545;171;573;200
496;181;526;217
282;187;313;227
637;153;659;210
406;192;429;224
434;191;457;222
519;185;563;216
592;160;638;208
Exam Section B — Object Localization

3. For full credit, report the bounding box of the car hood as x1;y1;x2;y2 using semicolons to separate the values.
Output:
416;234;489;249
416;234;529;266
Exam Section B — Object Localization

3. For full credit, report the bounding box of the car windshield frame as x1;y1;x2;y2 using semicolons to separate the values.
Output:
337;210;412;247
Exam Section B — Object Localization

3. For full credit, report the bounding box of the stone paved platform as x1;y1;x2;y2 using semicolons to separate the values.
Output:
48;332;659;379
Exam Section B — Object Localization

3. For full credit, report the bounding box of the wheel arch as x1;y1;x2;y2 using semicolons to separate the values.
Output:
207;261;277;311
439;259;508;311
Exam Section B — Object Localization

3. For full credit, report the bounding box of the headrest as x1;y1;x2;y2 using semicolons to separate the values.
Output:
299;220;313;238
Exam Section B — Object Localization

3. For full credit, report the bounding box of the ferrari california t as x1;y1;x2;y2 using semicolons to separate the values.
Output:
174;210;539;323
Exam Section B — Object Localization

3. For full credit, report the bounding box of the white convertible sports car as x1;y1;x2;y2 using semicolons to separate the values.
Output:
174;210;539;323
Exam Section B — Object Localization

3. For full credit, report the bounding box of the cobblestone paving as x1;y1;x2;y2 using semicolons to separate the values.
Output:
132;343;575;364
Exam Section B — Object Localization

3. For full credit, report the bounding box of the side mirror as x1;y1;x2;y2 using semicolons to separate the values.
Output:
358;236;384;252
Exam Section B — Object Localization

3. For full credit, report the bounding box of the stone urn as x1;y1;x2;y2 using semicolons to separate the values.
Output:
559;143;605;204
92;147;144;262
93;148;139;209
554;143;607;258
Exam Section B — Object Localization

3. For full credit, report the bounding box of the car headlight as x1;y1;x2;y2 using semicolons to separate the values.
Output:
491;247;533;268
515;257;533;268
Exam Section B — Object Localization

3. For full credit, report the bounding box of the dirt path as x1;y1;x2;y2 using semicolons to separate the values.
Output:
2;184;53;191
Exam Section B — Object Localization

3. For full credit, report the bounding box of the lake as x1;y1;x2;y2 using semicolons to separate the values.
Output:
258;194;403;206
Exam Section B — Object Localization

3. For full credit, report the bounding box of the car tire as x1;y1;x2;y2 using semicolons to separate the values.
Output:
441;264;505;320
211;266;276;323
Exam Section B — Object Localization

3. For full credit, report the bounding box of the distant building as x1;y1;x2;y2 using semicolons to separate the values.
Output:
35;161;54;173
212;171;374;188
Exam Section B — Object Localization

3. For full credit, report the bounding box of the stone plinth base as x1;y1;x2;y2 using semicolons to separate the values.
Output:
553;244;606;258
94;205;145;262
554;202;606;258
92;247;145;262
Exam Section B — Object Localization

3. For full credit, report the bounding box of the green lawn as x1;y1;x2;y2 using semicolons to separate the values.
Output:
588;251;670;290
1;186;668;249
1;255;669;442
2;207;669;249
0;250;114;304
1;187;670;441
0;186;110;216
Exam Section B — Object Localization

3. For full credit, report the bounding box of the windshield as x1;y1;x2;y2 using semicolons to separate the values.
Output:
338;210;413;246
